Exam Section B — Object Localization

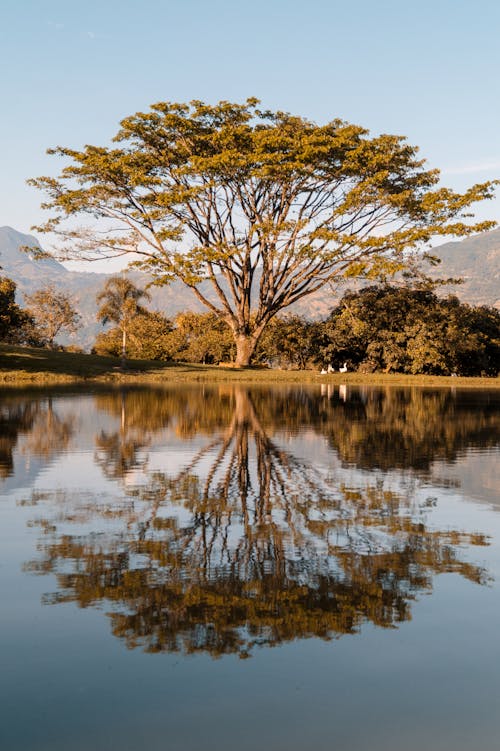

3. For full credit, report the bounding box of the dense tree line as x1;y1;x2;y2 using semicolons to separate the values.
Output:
2;272;499;376
313;286;500;376
93;281;500;376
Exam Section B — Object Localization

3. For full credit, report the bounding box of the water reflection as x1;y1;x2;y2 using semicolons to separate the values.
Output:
320;387;500;471
0;396;74;479
16;385;495;658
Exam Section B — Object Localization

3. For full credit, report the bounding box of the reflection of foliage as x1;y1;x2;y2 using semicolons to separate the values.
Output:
88;385;500;481
93;388;236;481
92;385;498;473
0;397;74;478
95;431;149;480
0;400;39;478
94;390;174;432
23;399;74;460
318;387;500;471
95;387;236;440
25;389;491;659
93;391;151;480
4;385;499;481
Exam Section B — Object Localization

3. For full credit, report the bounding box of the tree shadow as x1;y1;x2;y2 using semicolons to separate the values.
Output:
0;343;205;379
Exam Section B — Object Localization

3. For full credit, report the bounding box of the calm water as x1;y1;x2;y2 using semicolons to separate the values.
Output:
1;384;499;751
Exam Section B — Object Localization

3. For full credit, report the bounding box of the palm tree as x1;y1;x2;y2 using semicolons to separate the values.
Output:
96;276;151;364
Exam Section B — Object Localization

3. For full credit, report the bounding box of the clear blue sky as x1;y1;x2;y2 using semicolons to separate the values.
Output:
1;0;499;267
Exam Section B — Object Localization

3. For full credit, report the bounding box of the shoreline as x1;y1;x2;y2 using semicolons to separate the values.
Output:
1;344;499;390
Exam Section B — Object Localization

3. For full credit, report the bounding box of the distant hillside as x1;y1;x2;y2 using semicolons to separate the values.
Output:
429;229;500;309
1;225;499;348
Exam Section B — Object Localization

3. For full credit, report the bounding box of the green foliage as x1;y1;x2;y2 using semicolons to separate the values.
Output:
24;284;81;348
93;310;174;360
96;276;151;360
93;309;234;364
315;286;500;375
0;276;23;340
168;311;235;364
30;98;497;365
0;276;39;345
257;314;316;369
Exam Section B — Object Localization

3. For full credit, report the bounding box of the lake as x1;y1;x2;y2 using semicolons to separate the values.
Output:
1;384;499;751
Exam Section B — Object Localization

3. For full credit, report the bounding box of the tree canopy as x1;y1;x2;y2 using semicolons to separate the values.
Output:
0;276;38;345
0;276;25;341
30;98;497;365
93;308;174;360
314;286;500;375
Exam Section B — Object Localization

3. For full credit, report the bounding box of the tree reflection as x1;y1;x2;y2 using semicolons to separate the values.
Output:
94;391;150;480
0;396;74;479
92;385;500;472
0;400;39;478
318;387;500;471
25;387;491;658
23;397;74;461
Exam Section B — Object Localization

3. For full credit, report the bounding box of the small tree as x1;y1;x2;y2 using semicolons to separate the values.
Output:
24;285;80;348
93;309;174;360
96;276;151;362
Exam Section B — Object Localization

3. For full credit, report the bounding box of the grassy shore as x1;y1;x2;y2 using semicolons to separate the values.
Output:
0;343;499;388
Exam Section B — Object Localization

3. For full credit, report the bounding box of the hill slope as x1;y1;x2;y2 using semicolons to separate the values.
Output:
429;229;500;309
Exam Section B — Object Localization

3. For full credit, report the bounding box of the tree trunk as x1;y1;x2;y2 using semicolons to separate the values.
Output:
121;328;127;368
234;334;259;367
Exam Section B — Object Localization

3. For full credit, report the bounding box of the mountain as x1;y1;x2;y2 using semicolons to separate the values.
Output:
428;229;500;309
1;225;499;348
0;226;68;280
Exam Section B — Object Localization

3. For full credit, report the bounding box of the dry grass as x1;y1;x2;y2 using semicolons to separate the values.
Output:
0;343;499;389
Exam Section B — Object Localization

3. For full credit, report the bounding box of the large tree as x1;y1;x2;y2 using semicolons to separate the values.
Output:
29;99;496;366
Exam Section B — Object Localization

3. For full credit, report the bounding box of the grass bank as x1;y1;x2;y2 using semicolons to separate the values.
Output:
1;343;499;389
